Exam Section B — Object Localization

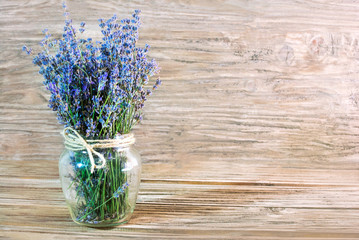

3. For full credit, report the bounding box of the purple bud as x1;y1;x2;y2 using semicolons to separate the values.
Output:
155;78;162;86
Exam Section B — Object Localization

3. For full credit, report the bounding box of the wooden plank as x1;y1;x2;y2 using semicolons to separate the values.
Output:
1;0;359;239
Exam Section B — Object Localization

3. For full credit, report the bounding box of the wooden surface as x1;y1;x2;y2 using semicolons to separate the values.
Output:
1;0;359;239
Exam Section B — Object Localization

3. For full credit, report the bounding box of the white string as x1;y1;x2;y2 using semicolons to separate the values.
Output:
62;127;135;173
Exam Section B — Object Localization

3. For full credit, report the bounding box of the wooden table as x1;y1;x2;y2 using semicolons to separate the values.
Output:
1;1;359;239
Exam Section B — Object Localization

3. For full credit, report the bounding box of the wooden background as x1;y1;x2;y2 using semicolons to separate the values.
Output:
1;0;359;239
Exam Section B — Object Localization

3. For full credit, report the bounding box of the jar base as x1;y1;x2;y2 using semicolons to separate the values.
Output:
70;209;134;228
73;219;129;228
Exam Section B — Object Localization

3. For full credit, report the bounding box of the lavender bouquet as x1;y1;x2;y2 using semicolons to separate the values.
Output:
23;4;160;227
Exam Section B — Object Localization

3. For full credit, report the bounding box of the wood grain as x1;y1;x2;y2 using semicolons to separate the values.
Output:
1;0;359;239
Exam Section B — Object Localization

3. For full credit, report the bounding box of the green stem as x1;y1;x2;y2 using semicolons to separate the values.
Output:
96;94;111;135
110;159;115;214
115;151;120;218
78;194;116;222
101;169;107;220
65;96;77;126
84;169;104;210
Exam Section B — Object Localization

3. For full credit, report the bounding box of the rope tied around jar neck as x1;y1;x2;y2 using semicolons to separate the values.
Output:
62;127;136;174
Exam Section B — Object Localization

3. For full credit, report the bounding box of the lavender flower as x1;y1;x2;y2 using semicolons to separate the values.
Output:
22;45;32;55
23;8;160;139
113;182;129;198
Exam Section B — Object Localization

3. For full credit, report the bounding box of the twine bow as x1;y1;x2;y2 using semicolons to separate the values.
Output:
62;127;135;173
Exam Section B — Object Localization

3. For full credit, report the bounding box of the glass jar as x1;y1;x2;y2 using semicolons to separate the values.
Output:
59;146;141;227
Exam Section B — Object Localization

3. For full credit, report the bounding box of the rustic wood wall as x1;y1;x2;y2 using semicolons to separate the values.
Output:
1;0;359;239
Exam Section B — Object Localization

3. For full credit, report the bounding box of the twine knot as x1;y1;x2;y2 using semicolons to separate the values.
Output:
62;127;135;173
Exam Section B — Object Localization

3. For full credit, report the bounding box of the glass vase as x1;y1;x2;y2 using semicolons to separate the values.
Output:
59;145;141;227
